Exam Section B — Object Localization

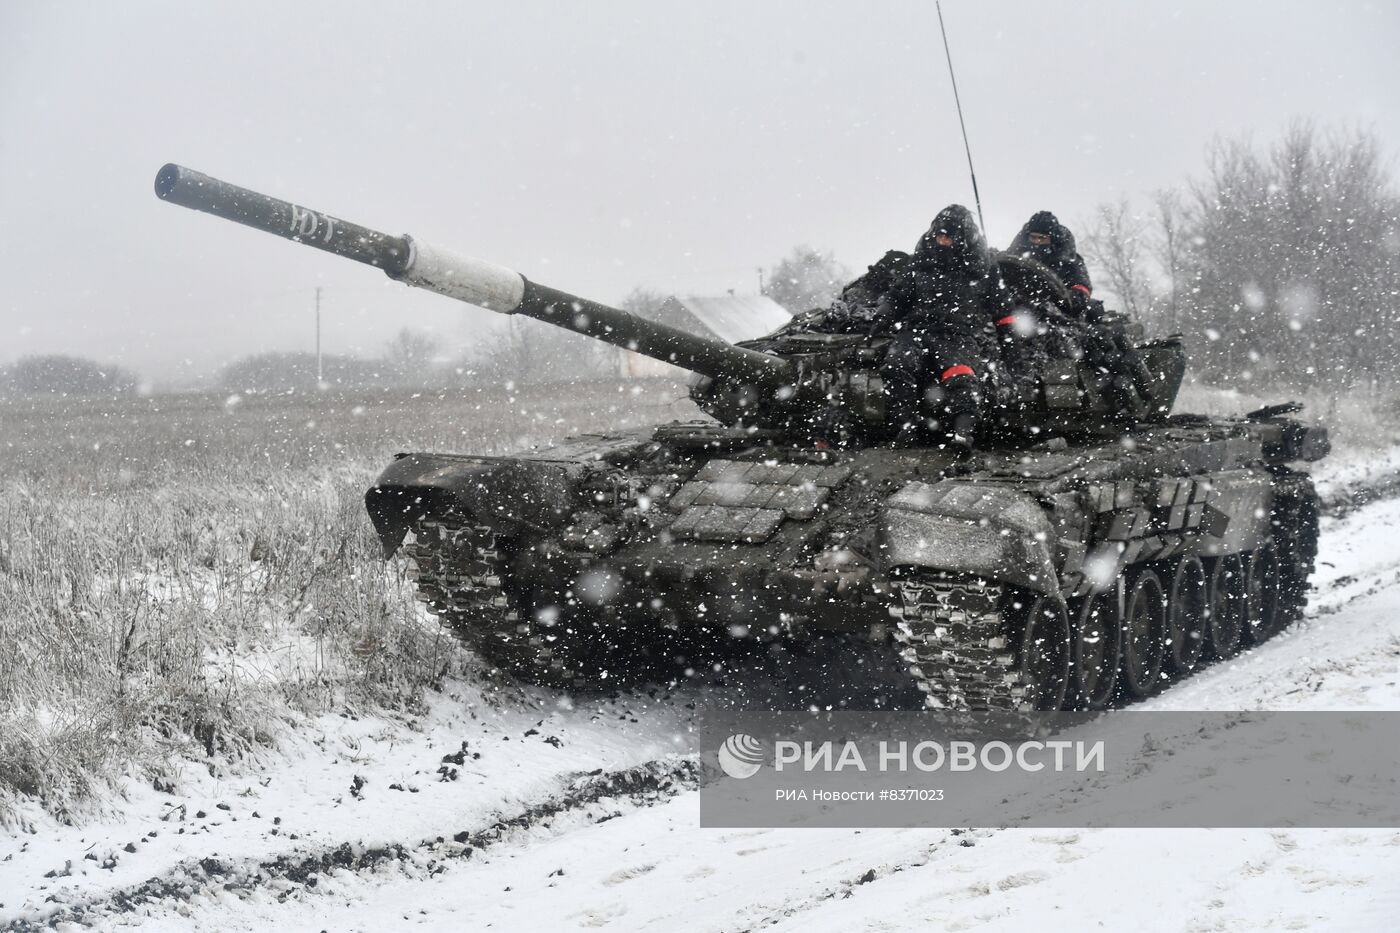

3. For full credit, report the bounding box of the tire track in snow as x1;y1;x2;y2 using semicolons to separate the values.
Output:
730;829;984;933
1;758;699;932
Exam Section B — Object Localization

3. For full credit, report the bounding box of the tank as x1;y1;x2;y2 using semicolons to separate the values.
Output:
155;163;1329;711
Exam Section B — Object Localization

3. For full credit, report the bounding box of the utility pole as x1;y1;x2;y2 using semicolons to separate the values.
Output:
757;267;765;295
315;286;322;383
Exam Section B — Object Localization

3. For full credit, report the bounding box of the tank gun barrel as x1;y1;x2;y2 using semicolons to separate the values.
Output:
154;164;793;388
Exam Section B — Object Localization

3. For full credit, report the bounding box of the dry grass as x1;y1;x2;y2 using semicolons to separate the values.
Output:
0;379;697;823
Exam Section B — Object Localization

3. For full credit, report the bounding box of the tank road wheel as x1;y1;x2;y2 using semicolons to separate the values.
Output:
1165;556;1208;676
1206;555;1246;660
890;572;1070;712
1244;545;1284;644
1272;476;1319;626
1119;569;1168;699
1070;588;1121;711
1006;592;1073;713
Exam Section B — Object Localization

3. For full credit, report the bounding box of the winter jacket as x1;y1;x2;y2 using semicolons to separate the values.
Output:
1008;211;1092;297
890;204;1010;337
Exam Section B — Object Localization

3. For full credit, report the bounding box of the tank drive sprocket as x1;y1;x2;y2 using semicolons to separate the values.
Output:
406;515;592;686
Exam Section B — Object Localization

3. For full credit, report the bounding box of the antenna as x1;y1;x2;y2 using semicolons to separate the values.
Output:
936;1;986;238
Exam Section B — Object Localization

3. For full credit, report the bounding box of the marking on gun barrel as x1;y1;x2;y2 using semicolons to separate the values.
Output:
290;205;316;235
289;205;337;243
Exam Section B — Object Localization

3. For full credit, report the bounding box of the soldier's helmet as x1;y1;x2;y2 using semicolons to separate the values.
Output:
1014;210;1074;264
914;204;989;273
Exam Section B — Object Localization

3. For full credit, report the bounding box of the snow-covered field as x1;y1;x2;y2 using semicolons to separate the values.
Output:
3;410;1400;931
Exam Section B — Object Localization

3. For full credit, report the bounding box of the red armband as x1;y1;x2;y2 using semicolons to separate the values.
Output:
1071;284;1091;296
940;365;975;382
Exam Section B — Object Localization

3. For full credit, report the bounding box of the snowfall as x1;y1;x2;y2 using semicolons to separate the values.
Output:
3;448;1399;932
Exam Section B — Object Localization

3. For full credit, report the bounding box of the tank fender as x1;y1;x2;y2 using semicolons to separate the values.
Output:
878;480;1060;596
1195;470;1275;557
365;453;586;558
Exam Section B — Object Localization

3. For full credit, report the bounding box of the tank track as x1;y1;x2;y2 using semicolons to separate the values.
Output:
406;515;581;686
891;574;1040;712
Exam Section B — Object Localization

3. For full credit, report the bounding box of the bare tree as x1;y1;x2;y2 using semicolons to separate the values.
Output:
384;328;440;383
1081;199;1153;319
468;315;615;386
763;245;848;313
1178;122;1400;388
619;286;669;318
1150;189;1188;335
1070;125;1399;392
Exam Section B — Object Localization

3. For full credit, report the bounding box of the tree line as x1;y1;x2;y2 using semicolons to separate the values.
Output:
0;355;141;397
1081;122;1400;391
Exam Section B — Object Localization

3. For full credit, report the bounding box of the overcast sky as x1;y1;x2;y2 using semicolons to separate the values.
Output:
2;0;1397;381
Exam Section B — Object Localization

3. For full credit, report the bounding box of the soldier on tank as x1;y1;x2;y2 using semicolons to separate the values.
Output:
994;210;1098;387
1008;211;1094;312
882;204;1011;452
1007;210;1155;417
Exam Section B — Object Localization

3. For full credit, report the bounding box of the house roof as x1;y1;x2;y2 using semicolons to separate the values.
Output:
650;294;791;344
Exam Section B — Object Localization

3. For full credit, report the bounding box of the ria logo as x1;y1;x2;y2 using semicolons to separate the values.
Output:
717;733;765;779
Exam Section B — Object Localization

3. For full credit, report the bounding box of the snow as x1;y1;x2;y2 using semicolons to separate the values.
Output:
4;454;1400;931
1313;444;1400;502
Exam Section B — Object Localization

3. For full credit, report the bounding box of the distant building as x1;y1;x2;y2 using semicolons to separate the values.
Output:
620;293;791;378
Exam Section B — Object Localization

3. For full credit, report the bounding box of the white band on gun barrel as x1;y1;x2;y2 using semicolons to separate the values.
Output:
395;237;525;312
